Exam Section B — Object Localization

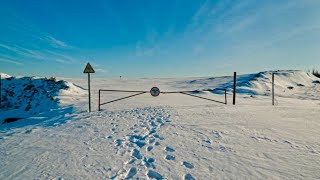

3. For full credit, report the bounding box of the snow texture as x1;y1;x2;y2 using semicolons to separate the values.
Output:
0;70;320;179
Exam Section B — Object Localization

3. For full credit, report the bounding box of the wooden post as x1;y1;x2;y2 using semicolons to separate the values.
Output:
233;72;236;105
272;72;274;106
98;90;101;111
88;73;91;112
225;89;227;104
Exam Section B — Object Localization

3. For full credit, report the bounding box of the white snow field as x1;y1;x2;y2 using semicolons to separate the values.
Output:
0;70;320;179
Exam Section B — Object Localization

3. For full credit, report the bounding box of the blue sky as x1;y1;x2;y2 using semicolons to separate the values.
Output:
0;0;320;78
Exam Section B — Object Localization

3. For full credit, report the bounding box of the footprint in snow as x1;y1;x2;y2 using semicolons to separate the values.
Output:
133;130;139;133
131;149;142;159
135;141;146;148
184;173;195;180
148;138;155;144
165;155;175;161
125;158;135;165
105;135;112;139
146;146;153;151
147;157;155;163
182;161;194;169
164;146;175;152
115;139;122;146
153;134;164;140
143;157;156;168
146;170;163;180
124;167;137;179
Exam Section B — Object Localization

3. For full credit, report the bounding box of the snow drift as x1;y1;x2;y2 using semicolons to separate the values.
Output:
178;70;320;98
0;76;84;123
230;70;320;98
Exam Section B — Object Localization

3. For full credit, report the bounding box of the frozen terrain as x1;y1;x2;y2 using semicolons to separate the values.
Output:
0;70;320;179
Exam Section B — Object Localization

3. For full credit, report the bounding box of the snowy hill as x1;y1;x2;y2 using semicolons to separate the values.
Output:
231;70;320;97
176;70;320;99
0;76;85;123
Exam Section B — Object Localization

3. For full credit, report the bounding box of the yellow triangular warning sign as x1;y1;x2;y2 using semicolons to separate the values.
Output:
83;63;95;73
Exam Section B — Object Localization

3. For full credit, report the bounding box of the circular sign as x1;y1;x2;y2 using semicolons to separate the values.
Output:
150;87;160;97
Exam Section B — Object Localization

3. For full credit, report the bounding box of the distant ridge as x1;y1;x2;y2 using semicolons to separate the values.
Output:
0;73;11;79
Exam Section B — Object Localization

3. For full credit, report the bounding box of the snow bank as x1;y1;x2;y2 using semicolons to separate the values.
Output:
0;76;84;123
231;70;320;97
177;70;320;98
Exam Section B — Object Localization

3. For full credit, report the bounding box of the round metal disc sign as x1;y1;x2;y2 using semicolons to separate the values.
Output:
150;87;160;97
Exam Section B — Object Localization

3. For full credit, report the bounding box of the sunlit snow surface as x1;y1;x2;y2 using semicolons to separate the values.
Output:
0;70;320;179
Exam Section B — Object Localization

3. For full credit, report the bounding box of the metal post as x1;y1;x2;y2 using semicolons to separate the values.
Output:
233;72;236;105
98;89;101;111
88;73;91;112
225;89;227;104
0;73;1;110
272;72;274;106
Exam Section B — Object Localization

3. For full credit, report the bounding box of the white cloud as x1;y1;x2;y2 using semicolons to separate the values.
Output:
45;35;70;49
0;44;44;60
0;43;82;65
0;57;23;65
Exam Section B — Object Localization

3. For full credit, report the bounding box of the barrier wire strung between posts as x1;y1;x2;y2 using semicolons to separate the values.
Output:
95;71;276;111
98;88;228;111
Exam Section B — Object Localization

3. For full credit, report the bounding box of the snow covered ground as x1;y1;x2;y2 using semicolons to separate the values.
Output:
0;70;320;179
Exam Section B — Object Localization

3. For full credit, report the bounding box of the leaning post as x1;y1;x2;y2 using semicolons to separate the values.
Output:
233;72;236;105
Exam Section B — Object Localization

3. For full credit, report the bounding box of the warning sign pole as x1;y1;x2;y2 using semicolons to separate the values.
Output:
83;62;95;112
88;73;91;112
